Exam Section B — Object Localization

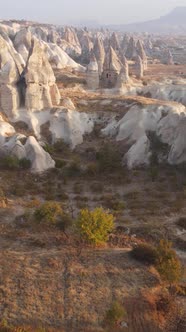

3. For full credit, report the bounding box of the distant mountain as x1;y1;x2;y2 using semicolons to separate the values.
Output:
108;7;186;34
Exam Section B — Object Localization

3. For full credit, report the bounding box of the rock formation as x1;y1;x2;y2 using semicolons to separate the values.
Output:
14;28;32;63
137;40;148;70
25;136;55;172
101;46;122;88
62;27;81;56
135;55;144;79
86;51;99;90
110;32;120;52
102;102;186;169
116;57;130;88
121;34;130;52
166;50;174;65
25;38;60;110
0;34;21;117
93;37;105;75
125;37;137;59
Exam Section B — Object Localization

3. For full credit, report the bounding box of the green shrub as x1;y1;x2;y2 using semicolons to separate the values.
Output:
53;139;70;153
0;156;31;170
75;207;114;245
105;301;126;326
96;144;122;173
132;240;183;285
0;156;19;170
155;240;182;285
19;158;31;170
55;158;67;169
43;143;54;154
34;201;63;224
131;243;158;265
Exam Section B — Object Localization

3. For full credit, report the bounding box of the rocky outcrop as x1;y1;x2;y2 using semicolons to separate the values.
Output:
0;34;22;117
25;38;60;110
116;57;130;88
14;28;32;63
63;27;81;56
93;37;105;75
102;102;186;168
135;56;144;79
125;37;137;59
137;40;148;70
25;136;55;172
121;34;130;52
86;51;99;90
101;46;122;88
44;42;85;72
166;50;174;65
110;32;120;52
78;30;93;63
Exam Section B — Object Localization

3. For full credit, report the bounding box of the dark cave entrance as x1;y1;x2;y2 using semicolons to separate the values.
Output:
17;75;27;108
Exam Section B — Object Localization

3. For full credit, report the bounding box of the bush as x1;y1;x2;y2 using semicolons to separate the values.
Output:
86;162;99;176
65;160;81;177
176;217;186;230
0;156;19;170
19;158;31;170
53;139;70;153
75;207;114;245
55;158;67;169
96;144;122;173
155;240;182;285
131;243;158;265
105;301;126;326
0;156;31;170
103;194;125;211
34;201;63;224
43;143;54;154
57;213;73;232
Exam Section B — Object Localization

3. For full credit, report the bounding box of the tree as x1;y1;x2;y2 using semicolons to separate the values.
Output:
156;240;182;285
75;207;114;245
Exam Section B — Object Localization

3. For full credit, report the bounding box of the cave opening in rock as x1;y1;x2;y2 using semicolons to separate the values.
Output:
17;75;27;107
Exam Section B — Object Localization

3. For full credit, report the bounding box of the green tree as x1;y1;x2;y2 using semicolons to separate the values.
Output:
75;207;114;245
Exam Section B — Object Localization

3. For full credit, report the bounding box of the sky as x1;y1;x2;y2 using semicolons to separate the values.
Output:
1;0;186;25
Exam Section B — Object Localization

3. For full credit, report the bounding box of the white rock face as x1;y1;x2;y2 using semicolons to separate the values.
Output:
25;38;60;110
62;27;81;56
102;102;186;168
11;107;96;149
86;53;99;90
116;57;130;89
0;34;23;116
0;119;15;146
142;81;186;106
44;42;85;72
25;136;55;172
14;28;32;62
135;56;143;79
49;109;95;148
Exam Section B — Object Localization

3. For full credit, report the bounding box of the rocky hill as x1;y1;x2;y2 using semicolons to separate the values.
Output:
109;7;186;33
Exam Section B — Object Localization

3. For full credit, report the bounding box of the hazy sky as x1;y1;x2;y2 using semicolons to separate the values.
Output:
1;0;186;25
